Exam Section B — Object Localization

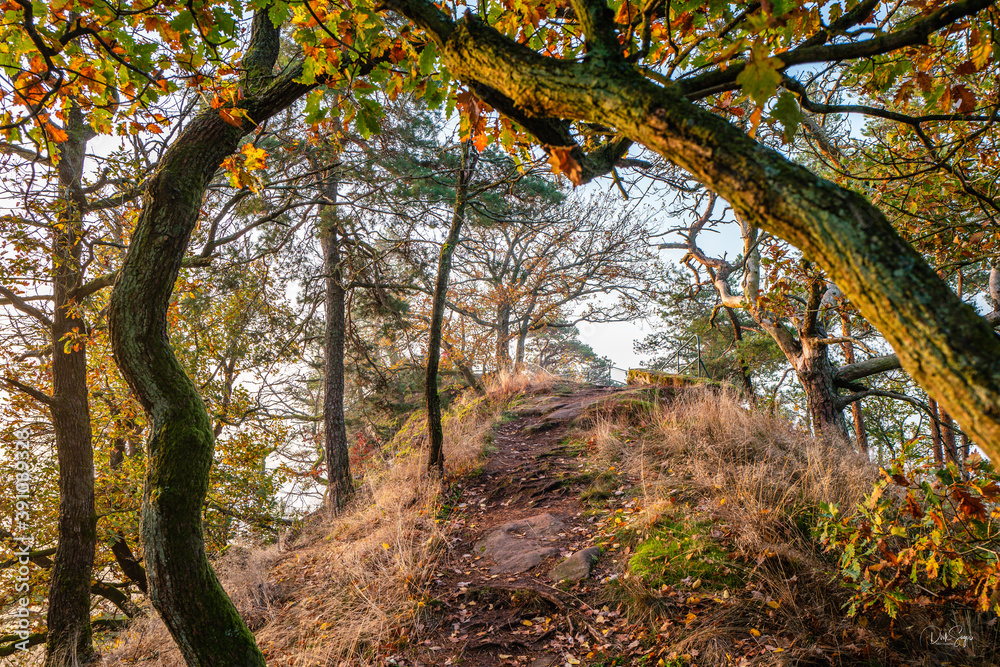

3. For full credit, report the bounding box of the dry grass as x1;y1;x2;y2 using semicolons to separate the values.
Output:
98;387;508;667
482;365;561;400
578;386;891;665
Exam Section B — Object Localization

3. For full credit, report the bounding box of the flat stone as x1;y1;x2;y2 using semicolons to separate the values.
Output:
548;546;601;583
475;514;565;574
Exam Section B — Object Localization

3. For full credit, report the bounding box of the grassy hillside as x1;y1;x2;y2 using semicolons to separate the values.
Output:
95;374;999;666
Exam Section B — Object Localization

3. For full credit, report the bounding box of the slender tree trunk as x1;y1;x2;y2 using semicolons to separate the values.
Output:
427;144;476;473
724;307;754;398
929;398;944;465
940;407;960;466
106;11;296;664
839;317;869;456
515;324;528;367
495;302;512;371
45;104;97;667
318;166;352;511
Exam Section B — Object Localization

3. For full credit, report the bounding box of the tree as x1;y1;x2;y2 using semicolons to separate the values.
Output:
443;190;656;371
425;142;476;473
105;12;298;665
378;0;1000;460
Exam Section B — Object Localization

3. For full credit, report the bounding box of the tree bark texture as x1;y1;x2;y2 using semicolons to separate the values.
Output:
318;166;352;512
427;144;475;473
383;0;1000;461
106;11;307;665
45;104;97;667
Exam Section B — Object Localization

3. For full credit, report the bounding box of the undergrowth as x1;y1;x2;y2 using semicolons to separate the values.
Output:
97;370;552;666
575;386;999;666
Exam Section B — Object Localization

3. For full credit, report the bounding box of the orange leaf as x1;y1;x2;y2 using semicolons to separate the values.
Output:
45;123;68;143
219;108;243;127
547;145;582;186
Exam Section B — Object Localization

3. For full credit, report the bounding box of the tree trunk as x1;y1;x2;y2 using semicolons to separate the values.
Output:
724;307;754;398
318;165;352;512
839;318;869;456
106;11;297;665
514;324;529;368
929;398;944;465
427;144;476;473
940;407;960;466
388;0;1000;461
495;302;512;371
796;338;846;438
45;104;97;667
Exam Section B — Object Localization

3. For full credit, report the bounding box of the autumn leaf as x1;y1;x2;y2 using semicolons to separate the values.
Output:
219;108;243;127
737;46;784;107
547;145;583;186
952;85;976;114
44;123;68;143
771;92;803;143
240;143;268;172
953;487;987;521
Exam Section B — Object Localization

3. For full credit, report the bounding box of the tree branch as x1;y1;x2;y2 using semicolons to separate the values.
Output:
678;0;994;99
0;285;53;327
2;376;53;406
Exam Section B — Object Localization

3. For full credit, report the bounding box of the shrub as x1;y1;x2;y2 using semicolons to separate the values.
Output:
817;444;1000;620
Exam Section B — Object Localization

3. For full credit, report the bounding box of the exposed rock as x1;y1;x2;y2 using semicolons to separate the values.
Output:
548;546;601;583
475;513;566;574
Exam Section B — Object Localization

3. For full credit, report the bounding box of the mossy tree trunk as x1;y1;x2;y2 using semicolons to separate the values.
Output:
384;0;1000;461
107;11;320;665
44;103;97;667
427;143;476;473
317;164;353;511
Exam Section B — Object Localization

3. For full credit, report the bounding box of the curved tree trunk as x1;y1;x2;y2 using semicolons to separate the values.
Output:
107;12;307;665
427;144;476;473
317;166;352;512
45;104;97;667
386;0;1000;462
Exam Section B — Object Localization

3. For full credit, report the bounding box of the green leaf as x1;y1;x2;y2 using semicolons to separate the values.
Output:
419;41;438;77
771;92;803;143
737;49;784;107
268;2;290;28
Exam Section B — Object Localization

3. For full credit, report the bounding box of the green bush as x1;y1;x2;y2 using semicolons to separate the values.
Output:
816;444;1000;619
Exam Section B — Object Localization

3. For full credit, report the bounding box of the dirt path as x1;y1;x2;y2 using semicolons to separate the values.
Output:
394;386;642;667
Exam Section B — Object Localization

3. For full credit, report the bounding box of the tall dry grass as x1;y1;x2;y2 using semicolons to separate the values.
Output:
98;386;510;666
579;386;885;665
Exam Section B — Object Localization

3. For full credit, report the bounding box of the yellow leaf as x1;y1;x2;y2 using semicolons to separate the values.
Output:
522;619;532;626
766;600;780;609
382;542;390;550
750;628;761;637
240;143;268;171
684;612;697;624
